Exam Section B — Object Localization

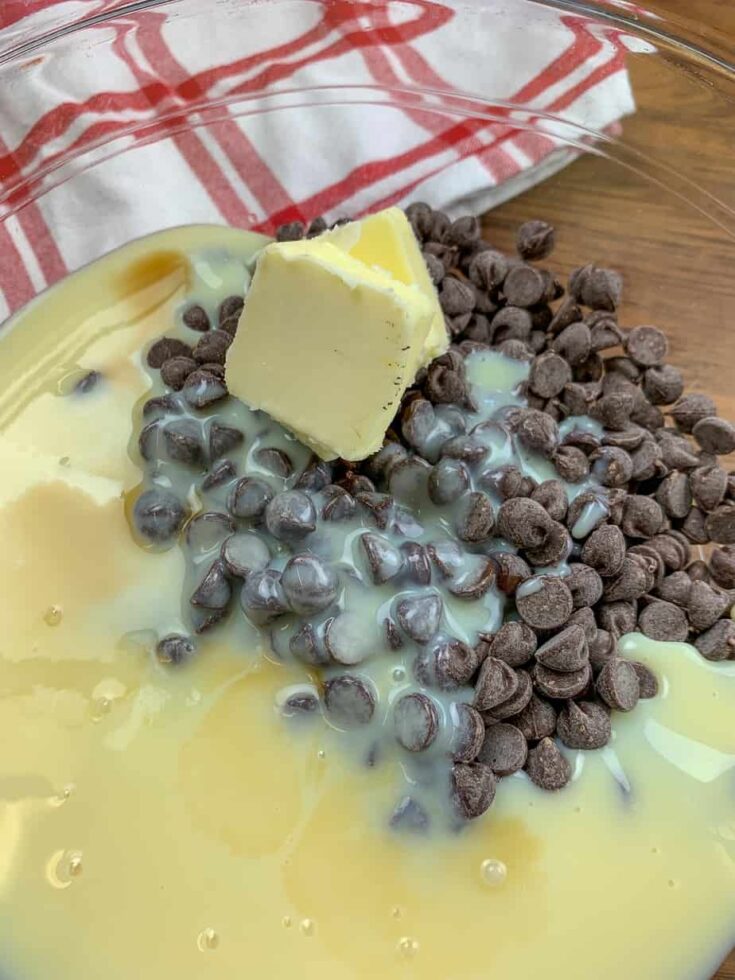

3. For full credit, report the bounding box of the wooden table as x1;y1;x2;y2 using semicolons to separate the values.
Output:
485;2;735;976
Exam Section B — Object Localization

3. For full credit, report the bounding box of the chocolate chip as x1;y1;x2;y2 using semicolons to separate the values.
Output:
596;658;640;711
228;476;274;520
557;701;611;750
218;295;243;328
147;337;193;368
220;532;270;578
296;457;333;492
631;662;659;698
288;622;328;666
428;457;470;505
535;624;589;671
390;796;430;834
711;546;735;588
623;325;668;368
494;553;533;597
603;556;653;603
356;491;394;530
451;762;496;819
359;533;403;585
181;303;210;332
456;491;495;542
687;580;729;632
621;495;665;539
205;423;241;462
396;593;443;644
566;490;609;539
323;675;376;727
276;684;319;718
484;621;537;667
694;619;735;661
569;264;622;311
503;264;548;308
424;252;445;285
202;459;237;491
689;465;727;512
637;599;688;642
511;695;557;742
191;558;232;610
192;329;232;365
588;312;624;351
250;447;291;478
516;219;555;261
156;633;196;666
182;369;228;409
322;486;356;522
478;722;528;776
265;490;316;540
240;568;289;623
654;571;692;607
527;351;571;399
692;416;735;455
185;511;235;553
670;393;717;433
643;364;684;405
281;554;338;615
384;618;403;651
440;435;486;466
530;480;568;522
448;557;496;600
553;446;590;484
569;607;598;646
142;393;180;418
450;704;485;762
682;506;710;544
415;637;478;691
705;503;735;544
492;306;533;343
133;488;189;544
440;277;475;316
276;221;305;242
162;419;205;467
532;662;592;700
524;521;572;567
549;298;582;335
469;249;509;291
579;525;625;580
597;600;638;639
474;657;520;711
393;693;440;752
552;321;592;366
525;738;571;791
647;531;690;571
589;629;615;672
478;656;528;713
686;560;712;583
516;576;573;630
496;497;554;549
511;408;559;457
566;563;604;609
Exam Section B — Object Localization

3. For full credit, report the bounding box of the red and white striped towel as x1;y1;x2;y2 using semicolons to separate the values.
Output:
0;0;635;320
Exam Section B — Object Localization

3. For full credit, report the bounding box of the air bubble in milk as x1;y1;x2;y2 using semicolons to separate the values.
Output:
46;849;83;889
300;918;315;936
49;783;75;808
43;605;63;626
480;858;507;886
197;927;219;951
392;667;406;682
397;936;419;957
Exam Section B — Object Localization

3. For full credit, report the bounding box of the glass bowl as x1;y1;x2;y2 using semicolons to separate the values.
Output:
0;1;734;977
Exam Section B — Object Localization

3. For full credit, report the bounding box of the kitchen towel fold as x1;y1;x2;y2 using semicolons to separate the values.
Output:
0;0;635;318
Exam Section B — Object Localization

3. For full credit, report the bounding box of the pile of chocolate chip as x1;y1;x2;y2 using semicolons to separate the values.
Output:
132;207;735;825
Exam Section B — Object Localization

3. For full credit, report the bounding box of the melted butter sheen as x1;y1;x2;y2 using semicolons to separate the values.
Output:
0;226;733;980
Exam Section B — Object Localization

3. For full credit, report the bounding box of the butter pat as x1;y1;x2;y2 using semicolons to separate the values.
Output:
225;239;433;461
324;207;447;368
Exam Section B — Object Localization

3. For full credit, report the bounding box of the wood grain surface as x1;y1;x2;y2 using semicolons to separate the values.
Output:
484;2;735;977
